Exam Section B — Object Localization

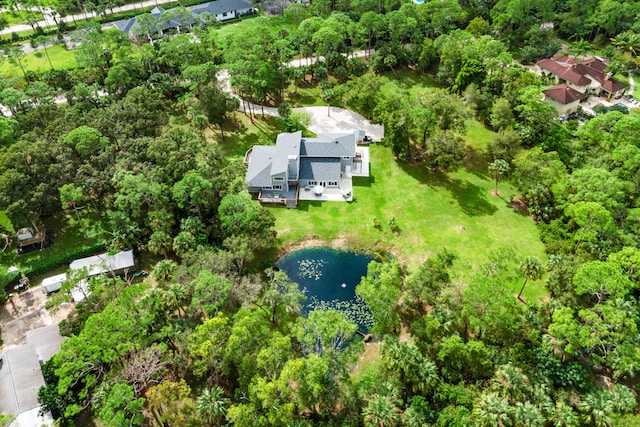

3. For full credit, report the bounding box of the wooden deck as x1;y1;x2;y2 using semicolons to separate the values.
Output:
258;186;299;208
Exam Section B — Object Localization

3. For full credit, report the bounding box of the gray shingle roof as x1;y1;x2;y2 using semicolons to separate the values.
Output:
271;131;301;175
300;158;341;182
0;324;66;418
113;5;195;35
115;0;254;35
191;0;254;16
246;146;275;187
300;133;356;157
0;344;44;415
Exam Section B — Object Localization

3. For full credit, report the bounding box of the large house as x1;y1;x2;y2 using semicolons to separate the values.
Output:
244;131;370;208
536;56;626;114
114;0;254;39
542;84;583;116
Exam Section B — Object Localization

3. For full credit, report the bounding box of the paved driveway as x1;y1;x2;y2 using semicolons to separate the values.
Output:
303;106;384;141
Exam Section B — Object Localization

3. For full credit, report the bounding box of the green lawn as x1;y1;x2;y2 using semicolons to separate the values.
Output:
286;81;325;107
213;15;297;45
267;128;547;302
380;70;442;97
0;210;104;281
0;10;43;25
0;211;13;233
0;44;77;76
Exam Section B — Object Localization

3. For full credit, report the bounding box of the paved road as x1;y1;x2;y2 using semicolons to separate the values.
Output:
0;0;176;36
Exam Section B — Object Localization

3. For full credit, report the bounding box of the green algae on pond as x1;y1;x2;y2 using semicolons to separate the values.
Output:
277;247;375;331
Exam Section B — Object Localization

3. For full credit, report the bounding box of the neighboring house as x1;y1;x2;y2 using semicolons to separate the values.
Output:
66;250;136;302
543;84;583;115
113;6;193;38
536;56;627;102
113;0;255;39
70;250;136;278
40;250;135;303
245;130;370;208
191;0;254;21
0;324;65;427
41;272;89;303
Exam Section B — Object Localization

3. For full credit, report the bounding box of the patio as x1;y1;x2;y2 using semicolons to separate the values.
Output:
351;147;370;177
581;94;639;116
298;177;354;202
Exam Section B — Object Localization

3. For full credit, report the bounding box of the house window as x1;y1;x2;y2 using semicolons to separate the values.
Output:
273;185;283;190
273;177;284;181
328;181;338;187
308;181;317;186
343;156;350;160
222;12;227;16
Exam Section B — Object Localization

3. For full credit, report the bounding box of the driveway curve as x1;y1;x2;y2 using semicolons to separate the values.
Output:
217;68;384;141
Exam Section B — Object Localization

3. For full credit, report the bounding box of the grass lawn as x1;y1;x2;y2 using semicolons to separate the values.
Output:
0;10;43;25
286;81;325;107
266;122;547;302
213;111;283;158
0;44;77;76
0;211;13;233
0;210;104;284
380;70;442;97
213;15;297;45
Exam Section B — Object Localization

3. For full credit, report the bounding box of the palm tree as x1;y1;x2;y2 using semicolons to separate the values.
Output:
568;39;591;59
578;389;615;427
472;392;513;427
611;31;640;57
551;401;580;427
517;256;544;302
362;394;401;427
197;386;229;426
491;364;532;403
488;159;510;196
513;401;545;427
162;283;189;318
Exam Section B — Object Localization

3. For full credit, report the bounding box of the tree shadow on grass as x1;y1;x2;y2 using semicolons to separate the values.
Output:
353;174;374;188
466;145;490;180
399;162;497;217
288;91;318;107
296;200;322;211
448;178;498;216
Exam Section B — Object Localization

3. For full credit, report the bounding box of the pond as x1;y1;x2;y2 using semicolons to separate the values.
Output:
277;246;375;332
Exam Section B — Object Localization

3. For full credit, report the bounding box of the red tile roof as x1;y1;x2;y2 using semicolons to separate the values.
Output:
543;84;583;104
537;58;591;86
536;56;626;93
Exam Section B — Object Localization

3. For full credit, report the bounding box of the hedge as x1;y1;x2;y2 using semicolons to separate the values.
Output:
0;240;107;291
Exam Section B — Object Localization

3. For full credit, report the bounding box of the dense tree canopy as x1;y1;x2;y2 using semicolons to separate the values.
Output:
1;1;640;425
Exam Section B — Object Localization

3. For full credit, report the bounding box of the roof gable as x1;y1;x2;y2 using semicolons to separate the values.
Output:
300;133;356;157
543;84;583;104
538;56;626;92
271;131;302;175
245;146;275;186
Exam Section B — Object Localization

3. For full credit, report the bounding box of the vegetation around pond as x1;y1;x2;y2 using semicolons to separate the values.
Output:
1;0;640;425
